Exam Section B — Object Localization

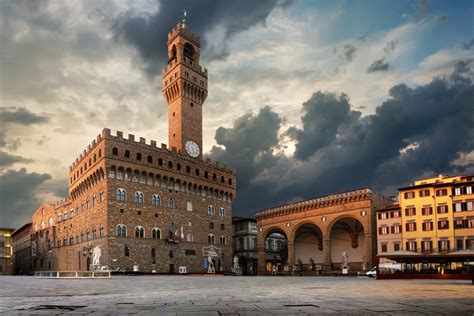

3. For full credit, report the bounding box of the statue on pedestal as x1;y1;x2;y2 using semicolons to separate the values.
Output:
207;256;215;274
341;251;349;273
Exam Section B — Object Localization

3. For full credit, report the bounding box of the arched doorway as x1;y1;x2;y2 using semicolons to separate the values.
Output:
264;229;288;273
294;223;323;271
329;217;366;271
86;257;91;271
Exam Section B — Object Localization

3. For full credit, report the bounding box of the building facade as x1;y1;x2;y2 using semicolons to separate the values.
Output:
256;188;392;274
29;19;236;274
397;174;474;253
376;204;402;257
11;223;33;275
232;217;258;275
0;228;14;275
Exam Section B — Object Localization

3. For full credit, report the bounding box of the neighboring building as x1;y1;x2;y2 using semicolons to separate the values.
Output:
232;217;258;275
29;18;236;274
376;204;402;258
376;174;474;280
399;174;474;253
11;223;33;275
256;188;392;274
0;228;14;275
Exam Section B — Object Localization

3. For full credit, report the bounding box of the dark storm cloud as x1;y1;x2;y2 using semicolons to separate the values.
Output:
0;168;52;229
113;0;294;75
0;107;48;148
211;60;474;218
367;58;390;73
461;39;474;50
343;44;357;63
0;151;33;168
291;92;360;160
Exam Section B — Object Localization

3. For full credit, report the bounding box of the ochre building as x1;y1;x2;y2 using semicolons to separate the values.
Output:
29;19;236;274
256;189;391;274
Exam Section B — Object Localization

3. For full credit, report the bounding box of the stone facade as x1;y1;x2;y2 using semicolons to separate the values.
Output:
256;189;392;274
28;19;236;274
11;223;33;275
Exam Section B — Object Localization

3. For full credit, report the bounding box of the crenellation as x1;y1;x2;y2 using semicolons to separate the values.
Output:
161;143;167;150
150;140;157;147
116;131;123;138
128;134;135;141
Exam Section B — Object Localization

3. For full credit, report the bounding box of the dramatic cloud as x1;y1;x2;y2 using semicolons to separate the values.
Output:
113;0;293;75
211;61;474;217
367;58;390;73
0;168;52;229
0;151;33;169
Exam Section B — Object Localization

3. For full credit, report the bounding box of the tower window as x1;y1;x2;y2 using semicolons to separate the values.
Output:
147;155;153;163
186;166;191;173
195;169;200;176
168;161;173;169
190;102;193;107
158;158;163;166
177;163;181;171
136;153;142;161
183;43;195;60
112;147;118;155
125;150;130;158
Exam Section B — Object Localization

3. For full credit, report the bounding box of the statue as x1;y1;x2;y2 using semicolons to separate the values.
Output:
233;256;239;270
342;251;348;267
92;246;101;266
207;256;215;274
341;251;349;273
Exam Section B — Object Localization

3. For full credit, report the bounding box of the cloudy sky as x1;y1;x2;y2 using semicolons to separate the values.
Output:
1;0;473;228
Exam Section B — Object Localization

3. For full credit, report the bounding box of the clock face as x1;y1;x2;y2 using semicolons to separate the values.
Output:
185;140;200;158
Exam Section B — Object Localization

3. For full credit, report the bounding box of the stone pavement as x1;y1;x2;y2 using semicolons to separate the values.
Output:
0;276;472;315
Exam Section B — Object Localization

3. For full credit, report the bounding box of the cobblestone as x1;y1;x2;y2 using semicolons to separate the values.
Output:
0;276;472;315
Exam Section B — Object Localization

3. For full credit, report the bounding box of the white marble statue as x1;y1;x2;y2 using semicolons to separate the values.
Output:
207;256;215;274
342;251;348;267
92;246;101;266
233;256;239;270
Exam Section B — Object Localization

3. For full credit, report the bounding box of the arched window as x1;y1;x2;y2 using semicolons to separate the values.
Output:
124;150;130;158
220;236;226;246
81;232;84;242
152;194;161;206
136;153;142;161
64;210;68;219
92;227;97;239
177;163;181;171
220;224;225;231
41;220;45;230
86;230;90;240
112;147;118;155
208;205;214;216
207;234;215;245
134;191;144;204
99;225;104;237
48;217;53;227
152;228;161;239
99;191;103;203
116;224;127;237
92;194;96;207
168;199;174;209
195;168;200;176
135;226;145;238
219;207;225;217
124;246;129;257
158;158;163;166
147;155;153;163
116;188;126;201
58;214;62;222
151;247;156;258
168;161;173;169
109;166;116;178
186;201;193;211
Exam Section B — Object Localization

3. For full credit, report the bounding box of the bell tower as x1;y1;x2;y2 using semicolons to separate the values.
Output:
162;17;208;159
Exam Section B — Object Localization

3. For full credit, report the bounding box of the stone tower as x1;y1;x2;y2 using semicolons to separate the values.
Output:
162;18;208;160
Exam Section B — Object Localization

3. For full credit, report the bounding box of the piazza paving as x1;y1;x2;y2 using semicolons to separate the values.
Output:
0;275;473;315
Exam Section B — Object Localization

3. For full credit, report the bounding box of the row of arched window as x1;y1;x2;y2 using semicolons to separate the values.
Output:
57;225;105;247
207;234;226;246
59;191;104;223
116;225;162;239
208;205;226;217
116;189;175;208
